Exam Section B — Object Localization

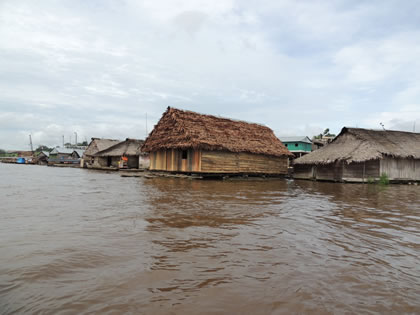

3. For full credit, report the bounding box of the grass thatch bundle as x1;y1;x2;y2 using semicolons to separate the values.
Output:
142;107;292;157
94;139;145;157
84;138;121;157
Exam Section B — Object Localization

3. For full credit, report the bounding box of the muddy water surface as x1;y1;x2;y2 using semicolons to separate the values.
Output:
1;163;419;314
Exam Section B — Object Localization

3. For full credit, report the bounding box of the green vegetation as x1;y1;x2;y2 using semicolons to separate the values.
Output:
379;173;390;185
64;142;88;148
314;128;336;140
35;145;53;152
367;177;375;184
0;149;17;157
366;173;390;185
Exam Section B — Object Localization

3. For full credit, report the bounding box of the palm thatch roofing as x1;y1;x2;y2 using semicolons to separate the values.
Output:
142;107;292;157
294;127;420;165
94;139;145;157
84;138;121;157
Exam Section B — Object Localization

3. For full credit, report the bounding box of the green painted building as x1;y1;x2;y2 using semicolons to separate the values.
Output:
279;136;312;158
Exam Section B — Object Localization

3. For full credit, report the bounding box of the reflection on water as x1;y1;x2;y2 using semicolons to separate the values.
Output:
0;164;419;314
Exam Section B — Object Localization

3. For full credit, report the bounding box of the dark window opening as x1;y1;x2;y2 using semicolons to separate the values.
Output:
285;144;288;147
295;143;298;147
182;150;188;160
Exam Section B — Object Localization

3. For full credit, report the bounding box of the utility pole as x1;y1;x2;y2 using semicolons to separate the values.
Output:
62;135;64;147
29;134;34;153
74;132;78;146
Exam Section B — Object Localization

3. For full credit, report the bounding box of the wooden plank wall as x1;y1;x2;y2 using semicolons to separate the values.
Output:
127;156;139;168
293;165;314;179
149;149;288;174
294;160;381;182
95;156;119;167
315;163;343;181
342;160;379;181
380;158;420;180
201;151;288;174
94;157;107;167
149;149;201;172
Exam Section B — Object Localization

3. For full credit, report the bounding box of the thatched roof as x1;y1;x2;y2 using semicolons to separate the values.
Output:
142;107;292;157
294;127;420;165
94;139;145;157
84;138;121;157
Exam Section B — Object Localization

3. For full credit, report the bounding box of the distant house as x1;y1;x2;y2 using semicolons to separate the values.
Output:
312;139;325;151
294;127;420;183
93;139;146;169
312;136;334;151
279;136;312;158
49;147;85;164
34;151;49;165
142;107;292;176
83;138;121;168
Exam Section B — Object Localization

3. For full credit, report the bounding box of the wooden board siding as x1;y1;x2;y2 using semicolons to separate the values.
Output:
380;158;420;181
95;156;119;167
294;158;420;182
294;160;380;182
314;162;343;181
93;157;105;167
110;157;120;167
200;151;288;174
294;165;314;179
149;149;288;174
342;160;380;182
149;149;201;172
127;156;139;168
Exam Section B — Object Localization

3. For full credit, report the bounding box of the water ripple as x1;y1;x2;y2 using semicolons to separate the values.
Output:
0;164;419;314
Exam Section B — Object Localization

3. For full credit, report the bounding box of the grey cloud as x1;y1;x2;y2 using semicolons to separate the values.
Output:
173;11;208;35
1;0;420;150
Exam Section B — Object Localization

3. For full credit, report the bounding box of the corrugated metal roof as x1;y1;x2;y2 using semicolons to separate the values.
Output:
279;136;312;144
73;149;85;158
50;147;85;157
50;147;74;154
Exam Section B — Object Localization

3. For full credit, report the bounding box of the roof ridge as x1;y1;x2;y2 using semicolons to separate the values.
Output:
168;106;270;129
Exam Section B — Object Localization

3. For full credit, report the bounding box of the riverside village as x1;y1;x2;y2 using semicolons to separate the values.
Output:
3;1;420;314
2;106;420;184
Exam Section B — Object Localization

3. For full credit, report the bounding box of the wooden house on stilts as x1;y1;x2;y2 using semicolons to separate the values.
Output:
83;138;121;168
293;127;420;183
93;139;147;169
142;107;292;176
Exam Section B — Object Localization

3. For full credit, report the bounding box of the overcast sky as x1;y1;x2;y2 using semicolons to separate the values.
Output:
1;0;420;150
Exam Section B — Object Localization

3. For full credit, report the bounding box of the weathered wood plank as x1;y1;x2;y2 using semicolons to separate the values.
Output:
381;158;420;180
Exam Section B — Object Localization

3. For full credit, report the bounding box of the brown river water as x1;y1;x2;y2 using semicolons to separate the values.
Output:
0;163;419;314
